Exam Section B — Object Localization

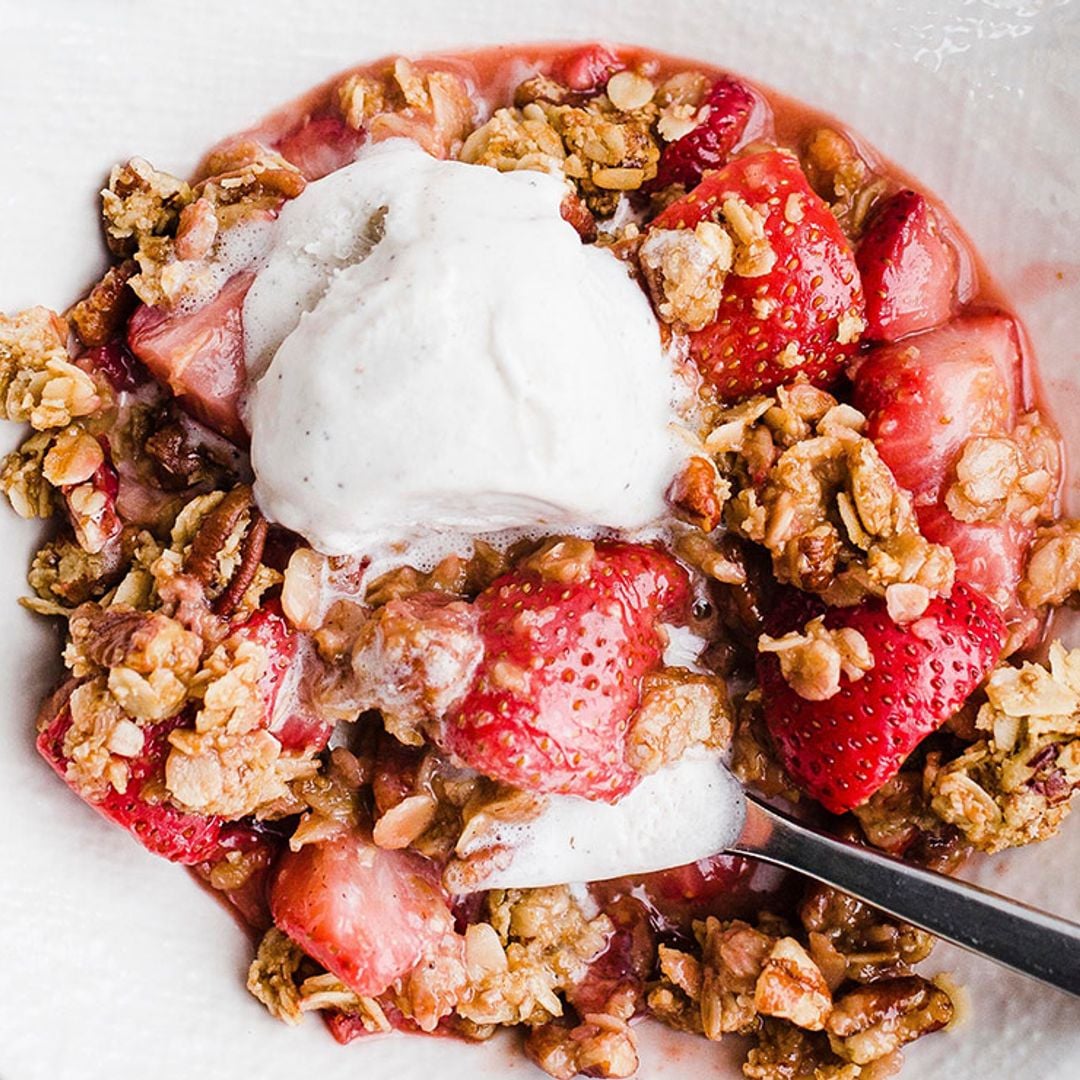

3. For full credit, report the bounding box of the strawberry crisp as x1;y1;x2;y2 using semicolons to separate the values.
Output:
4;41;1080;1080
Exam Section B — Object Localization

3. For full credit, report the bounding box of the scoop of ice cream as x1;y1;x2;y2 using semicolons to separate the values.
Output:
244;139;680;555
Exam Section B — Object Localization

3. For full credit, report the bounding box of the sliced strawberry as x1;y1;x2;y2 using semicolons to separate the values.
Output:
127;271;253;443
275;114;366;181
853;314;1020;505
234;603;333;753
443;541;690;801
551;44;624;92
270;830;460;998
758;585;1005;814
650;76;759;192
918;504;1033;617
37;698;229;864
856;190;958;342
650;151;864;400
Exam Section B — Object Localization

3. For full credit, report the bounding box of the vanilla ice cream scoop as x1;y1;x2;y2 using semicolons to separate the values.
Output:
244;139;681;555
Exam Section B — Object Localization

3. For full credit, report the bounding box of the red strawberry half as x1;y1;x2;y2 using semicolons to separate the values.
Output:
758;584;1005;814
650;75;760;192
443;541;691;801
650;150;865;400
270;829;461;998
37;691;231;864
856;190;958;342
551;44;624;92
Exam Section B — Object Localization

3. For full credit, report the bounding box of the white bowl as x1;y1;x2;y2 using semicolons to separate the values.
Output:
1;2;1078;1078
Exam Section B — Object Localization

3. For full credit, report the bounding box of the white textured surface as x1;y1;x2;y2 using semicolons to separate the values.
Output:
0;1;1078;1079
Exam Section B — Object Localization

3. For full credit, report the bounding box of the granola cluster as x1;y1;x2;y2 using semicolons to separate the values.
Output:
647;903;953;1076
930;644;1080;852
682;383;956;620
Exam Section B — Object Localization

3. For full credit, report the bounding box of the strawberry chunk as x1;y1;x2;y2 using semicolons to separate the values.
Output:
275;114;366;181
443;541;691;802
758;585;1005;814
37;695;229;864
650;151;864;400
918;504;1033;618
270;830;460;998
80;340;150;392
127;271;253;443
856;190;958;342
551;44;624;92
650;76;759;192
853;313;1020;505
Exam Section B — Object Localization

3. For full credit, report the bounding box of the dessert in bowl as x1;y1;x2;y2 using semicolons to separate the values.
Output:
2;40;1078;1080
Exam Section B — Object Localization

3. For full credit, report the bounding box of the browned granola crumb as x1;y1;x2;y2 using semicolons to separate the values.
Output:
758;616;874;701
0;308;101;431
350;592;483;746
826;977;953;1065
1021;520;1080;608
101;157;192;256
68;260;138;347
525;1011;638;1079
625;667;732;774
929;645;1080;851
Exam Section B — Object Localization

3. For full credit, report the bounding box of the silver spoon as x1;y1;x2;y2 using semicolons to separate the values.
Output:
472;756;1080;997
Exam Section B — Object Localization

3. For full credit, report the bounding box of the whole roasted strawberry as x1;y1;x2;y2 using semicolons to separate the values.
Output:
648;150;865;400
442;539;691;801
758;585;1005;814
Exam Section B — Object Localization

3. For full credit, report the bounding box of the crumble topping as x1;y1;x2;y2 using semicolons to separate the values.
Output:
0;308;101;431
462;86;661;216
101;157;192;256
758;616;874;702
944;429;1056;525
338;59;475;159
1020;520;1080;608
458;886;613;1027
638;222;734;331
719;386;954;609
929;644;1080;852
350;593;484;746
624;667;732;774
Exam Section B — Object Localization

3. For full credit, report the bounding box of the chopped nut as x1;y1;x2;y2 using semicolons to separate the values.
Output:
826;976;953;1064
754;937;833;1030
68;260;138;347
521;537;596;584
667;455;730;532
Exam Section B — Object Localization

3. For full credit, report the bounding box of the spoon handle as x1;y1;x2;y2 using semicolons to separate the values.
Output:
729;794;1080;997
